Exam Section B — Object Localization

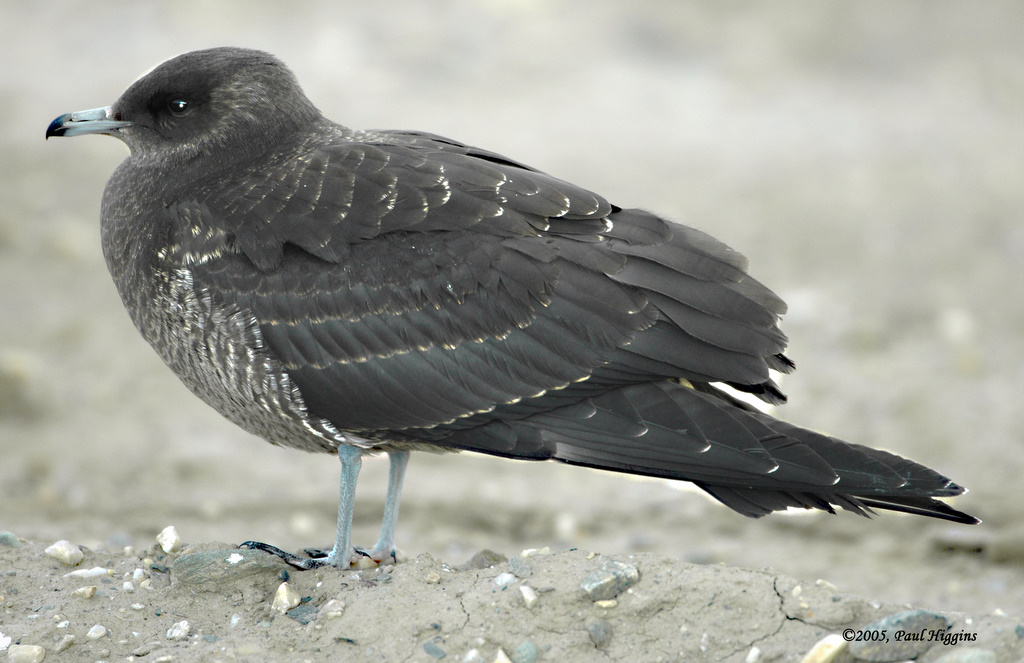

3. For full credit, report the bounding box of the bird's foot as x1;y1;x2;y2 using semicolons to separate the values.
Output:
239;541;396;570
354;544;400;566
239;541;334;570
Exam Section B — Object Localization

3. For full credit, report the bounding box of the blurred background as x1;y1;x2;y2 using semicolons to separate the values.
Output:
2;0;1022;617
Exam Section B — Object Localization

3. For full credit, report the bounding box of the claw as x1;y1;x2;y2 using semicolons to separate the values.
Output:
239;541;332;570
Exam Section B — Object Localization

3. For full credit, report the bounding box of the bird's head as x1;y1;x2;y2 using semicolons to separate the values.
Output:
47;47;323;169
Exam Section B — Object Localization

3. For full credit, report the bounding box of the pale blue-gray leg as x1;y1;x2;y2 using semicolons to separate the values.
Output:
324;444;364;568
362;450;410;562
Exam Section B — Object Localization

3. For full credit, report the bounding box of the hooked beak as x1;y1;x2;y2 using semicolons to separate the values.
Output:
46;106;132;139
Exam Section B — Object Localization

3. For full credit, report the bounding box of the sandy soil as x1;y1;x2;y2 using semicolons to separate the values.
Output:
2;1;1023;660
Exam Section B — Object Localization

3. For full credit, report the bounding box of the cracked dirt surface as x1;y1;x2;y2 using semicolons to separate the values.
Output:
2;541;1022;662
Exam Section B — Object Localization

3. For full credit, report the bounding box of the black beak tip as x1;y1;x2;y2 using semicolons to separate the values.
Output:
46;114;71;140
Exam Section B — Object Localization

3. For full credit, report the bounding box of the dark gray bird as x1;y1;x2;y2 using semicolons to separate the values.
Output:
47;47;977;568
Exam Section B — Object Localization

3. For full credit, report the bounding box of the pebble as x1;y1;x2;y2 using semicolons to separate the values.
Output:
425;571;441;584
493;572;516;589
53;635;76;653
172;549;290;587
586;620;613;649
45;540;83;566
72;586;97;599
5;644;46;663
493;650;513;663
86;624;107;639
271;581;301;613
519;585;538;609
511;640;537;663
0;531;22;547
63;567;110;579
422;640;446;659
580;560;640;600
460;549;508;570
462;648;485;663
933;648;997;663
318;599;346;620
801;634;847;663
848;609;948;662
745;646;761;663
156;526;182;553
508;557;532;578
519;547;550;558
166;620;191;640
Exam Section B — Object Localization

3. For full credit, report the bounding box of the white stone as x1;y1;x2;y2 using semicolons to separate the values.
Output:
493;572;515;589
519;585;538;609
6;644;45;663
166;620;191;640
156;526;182;553
71;586;97;599
85;624;106;640
63;567;110;579
800;634;848;663
271;582;301;613
318;599;346;620
45;540;83;566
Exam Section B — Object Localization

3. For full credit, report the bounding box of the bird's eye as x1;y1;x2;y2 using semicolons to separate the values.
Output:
167;99;190;116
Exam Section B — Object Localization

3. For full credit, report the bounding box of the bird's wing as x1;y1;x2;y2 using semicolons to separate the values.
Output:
169;133;787;436
167;134;975;524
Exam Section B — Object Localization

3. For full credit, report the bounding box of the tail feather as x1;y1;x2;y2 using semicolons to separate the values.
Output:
445;380;978;525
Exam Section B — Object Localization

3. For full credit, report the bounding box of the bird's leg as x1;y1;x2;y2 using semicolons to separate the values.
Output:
240;443;364;570
323;443;363;568
356;450;410;564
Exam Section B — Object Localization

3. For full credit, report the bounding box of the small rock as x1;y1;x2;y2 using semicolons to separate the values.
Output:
63;567;110;579
123;580;135;593
508;557;532;578
594;599;618;609
71;586;97;599
45;540;83;566
580;560;640;600
587;620;613;649
519;547;550;558
462;648;485;663
318;599;346;620
423;640;446;659
800;634;847;663
0;531;22;547
933;648;997;663
848;609;948;662
156;526;182;553
745;646;761;663
271;581;301;613
172;548;290;588
460;549;508;570
493;572;516;589
493;650;513;663
425;571;441;584
815;579;839;593
85;624;106;640
511;640;537;663
53;635;76;653
519;585;538;609
6;644;46;663
166;620;191;640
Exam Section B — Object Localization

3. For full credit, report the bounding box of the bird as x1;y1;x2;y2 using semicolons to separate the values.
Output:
47;47;977;569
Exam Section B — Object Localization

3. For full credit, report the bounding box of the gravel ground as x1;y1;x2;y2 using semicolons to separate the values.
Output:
2;1;1023;661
